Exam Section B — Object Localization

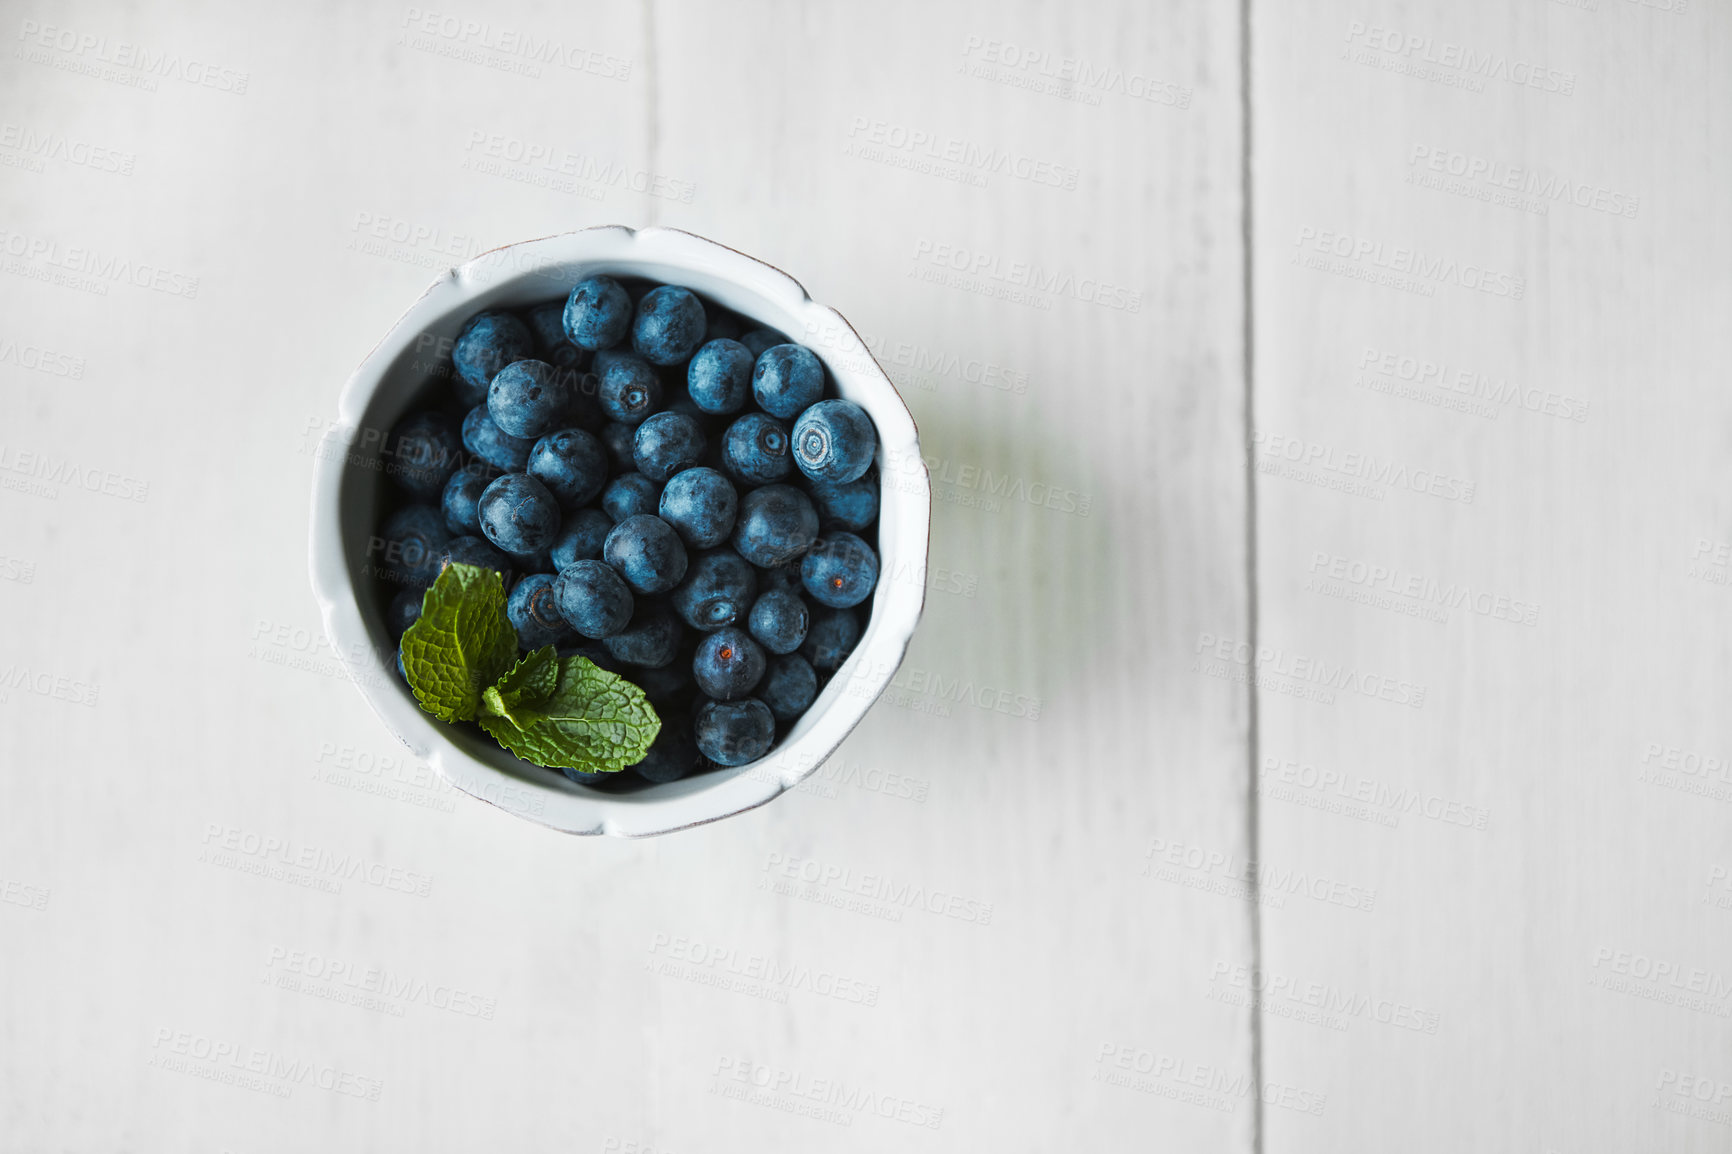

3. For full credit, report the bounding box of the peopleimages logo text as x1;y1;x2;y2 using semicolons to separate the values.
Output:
1408;146;1637;218
1293;227;1524;300
1357;345;1588;422
884;447;1090;517
648;934;881;1006
148;1028;382;1100
1195;632;1427;708
200;824;433;896
1145;838;1379;912
0;335;84;379
0;444;149;501
1209;961;1442;1034
0;228;200;298
1252;430;1476;504
958;36;1193;109
1343;20;1575;94
0;122;135;174
263;946;496;1019
762;853;994;925
910;240;1142;312
1261;756;1491;830
399;8;631;79
846;117;1079;189
712;1057;943;1129
16;20;251;93
1308;550;1538;627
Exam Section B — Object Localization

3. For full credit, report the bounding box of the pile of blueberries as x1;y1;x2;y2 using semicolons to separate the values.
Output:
370;275;881;787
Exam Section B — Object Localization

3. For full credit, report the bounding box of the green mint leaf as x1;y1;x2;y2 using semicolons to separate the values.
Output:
400;562;518;723
477;655;660;773
479;646;559;724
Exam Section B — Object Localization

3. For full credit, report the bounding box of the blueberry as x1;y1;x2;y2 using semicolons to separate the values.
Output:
602;472;662;523
801;532;879;608
598;353;664;426
802;607;860;674
704;310;745;344
752;344;825;419
739;328;786;359
671;548;757;631
632;658;696;704
686;339;755;415
556;358;604;430
502;546;555;577
748;590;809;654
487;359;570;440
440;534;512;579
756;562;805;598
527;427;608;509
806;475;879;532
693;698;775;766
658;466;737;548
561;642;622;674
632;285;707;366
462;404;535;472
386;587;424;639
563;768;624;788
453;311;535;407
692;627;766;700
604;514;689;594
632;412;707;482
731;484;820;568
508;572;573;650
552;560;635;639
666;392;710;423
440;461;498;536
600;420;638;472
603;606;684;668
759;653;818;722
550;507;614;570
792;399;876;484
522;300;570;354
630;709;699;783
564;275;633;351
375;504;450;588
387;411;461;500
477;473;561;554
721;413;793;485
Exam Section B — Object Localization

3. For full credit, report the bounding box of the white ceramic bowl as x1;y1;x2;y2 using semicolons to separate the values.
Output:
308;225;931;837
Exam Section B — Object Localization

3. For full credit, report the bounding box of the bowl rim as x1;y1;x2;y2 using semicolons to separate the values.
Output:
308;224;932;837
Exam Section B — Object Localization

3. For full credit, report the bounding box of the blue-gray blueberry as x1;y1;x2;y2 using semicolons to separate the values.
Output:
552;560;635;639
694;698;775;766
477;473;561;554
792;398;876;484
604;514;689;594
632;285;706;366
731;484;819;568
671;548;757;631
563;276;633;351
752;344;824;418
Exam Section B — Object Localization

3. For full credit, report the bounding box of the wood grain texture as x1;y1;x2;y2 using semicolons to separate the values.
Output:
1249;0;1732;1149
19;0;1725;1148
0;0;1254;1150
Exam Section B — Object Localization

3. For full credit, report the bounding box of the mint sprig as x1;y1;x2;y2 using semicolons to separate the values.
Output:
400;563;518;722
399;563;660;773
479;648;660;773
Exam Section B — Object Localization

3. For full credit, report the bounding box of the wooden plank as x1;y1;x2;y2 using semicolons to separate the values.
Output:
1248;0;1732;1150
616;0;1258;1149
0;0;1256;1151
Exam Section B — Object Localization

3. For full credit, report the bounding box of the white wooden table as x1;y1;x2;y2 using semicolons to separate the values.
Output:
2;1;1726;1149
